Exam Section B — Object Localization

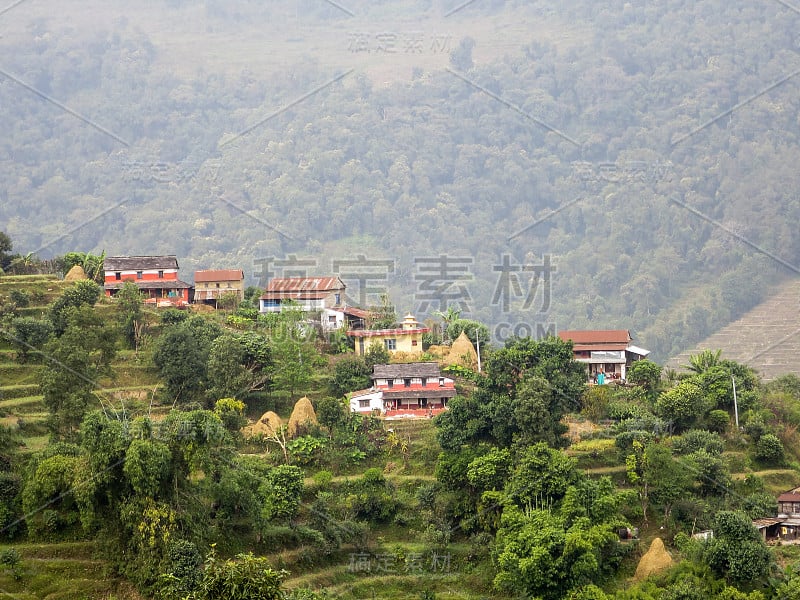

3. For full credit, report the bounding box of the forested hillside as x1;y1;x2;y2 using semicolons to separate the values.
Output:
2;0;800;360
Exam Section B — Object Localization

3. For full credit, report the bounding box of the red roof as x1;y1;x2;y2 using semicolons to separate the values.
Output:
260;276;344;300
778;492;800;502
194;269;243;283
558;330;632;344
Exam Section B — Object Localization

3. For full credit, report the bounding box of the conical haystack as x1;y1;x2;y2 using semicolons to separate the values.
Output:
246;411;283;437
634;538;673;581
446;331;478;368
288;397;318;438
64;265;87;281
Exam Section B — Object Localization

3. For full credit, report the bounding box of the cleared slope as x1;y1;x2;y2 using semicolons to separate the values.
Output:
666;278;800;381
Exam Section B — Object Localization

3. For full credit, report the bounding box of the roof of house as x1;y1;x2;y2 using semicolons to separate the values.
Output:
349;326;429;337
104;280;192;290
558;330;632;344
194;269;244;283
778;492;800;503
260;276;345;300
104;256;179;271
373;363;443;379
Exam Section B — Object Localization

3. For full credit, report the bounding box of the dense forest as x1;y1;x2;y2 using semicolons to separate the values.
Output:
1;0;800;361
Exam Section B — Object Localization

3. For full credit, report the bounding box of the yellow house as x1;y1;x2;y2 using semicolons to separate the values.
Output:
350;314;429;358
193;269;245;305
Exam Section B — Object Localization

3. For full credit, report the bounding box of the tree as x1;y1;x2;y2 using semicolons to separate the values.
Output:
9;317;52;362
684;349;722;374
366;294;396;329
154;326;210;405
655;380;709;431
364;341;389;368
330;355;371;397
627;360;662;396
705;511;771;584
48;280;102;336
39;305;117;439
0;232;13;272
214;398;247;433
115;281;147;351
207;333;271;399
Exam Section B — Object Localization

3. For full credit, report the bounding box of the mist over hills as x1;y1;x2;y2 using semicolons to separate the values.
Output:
1;0;799;361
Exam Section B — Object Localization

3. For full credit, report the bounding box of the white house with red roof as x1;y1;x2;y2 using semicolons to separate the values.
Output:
349;362;456;418
558;329;650;383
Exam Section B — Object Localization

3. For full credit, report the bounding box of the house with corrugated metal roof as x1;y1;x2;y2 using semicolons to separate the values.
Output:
557;329;650;383
259;276;347;329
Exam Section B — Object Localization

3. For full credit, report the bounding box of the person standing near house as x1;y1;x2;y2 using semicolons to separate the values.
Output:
597;371;605;385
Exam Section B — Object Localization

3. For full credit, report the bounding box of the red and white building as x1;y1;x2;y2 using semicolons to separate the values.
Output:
558;329;650;383
103;255;191;306
349;362;456;418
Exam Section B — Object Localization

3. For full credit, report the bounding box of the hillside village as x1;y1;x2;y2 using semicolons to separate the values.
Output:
2;245;800;599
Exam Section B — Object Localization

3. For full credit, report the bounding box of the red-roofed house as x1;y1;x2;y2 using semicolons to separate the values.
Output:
349;314;429;357
558;329;650;383
103;255;191;306
194;269;245;305
348;362;456;418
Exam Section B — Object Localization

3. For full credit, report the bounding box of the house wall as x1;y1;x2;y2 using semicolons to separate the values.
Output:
196;279;245;300
349;391;383;413
352;331;424;356
104;269;178;283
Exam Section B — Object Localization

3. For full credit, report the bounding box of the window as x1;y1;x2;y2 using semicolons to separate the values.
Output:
335;293;341;305
421;378;427;386
404;378;411;387
136;271;143;279
385;339;396;351
158;270;164;278
216;283;220;288
358;399;370;408
115;272;121;280
439;378;445;386
328;315;337;323
387;380;394;388
412;339;418;346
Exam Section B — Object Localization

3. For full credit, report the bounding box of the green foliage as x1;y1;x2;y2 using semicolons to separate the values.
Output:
446;319;490;345
672;430;724;456
330;355;371;397
507;442;578;508
0;548;23;581
115;280;147;350
153;319;219;404
39;305;117;439
214;398;247;432
655;380;709;431
9;316;52;361
364;341;390;369
705;511;771;584
195;549;286;600
48;279;102;336
705;409;730;433
627;360;663;394
754;433;784;465
437;337;586;450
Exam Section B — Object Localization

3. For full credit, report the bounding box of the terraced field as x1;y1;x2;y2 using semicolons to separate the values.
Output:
667;278;800;381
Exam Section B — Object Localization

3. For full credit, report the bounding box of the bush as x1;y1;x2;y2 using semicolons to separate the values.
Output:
754;434;784;465
672;430;724;456
706;410;730;433
0;548;22;580
9;289;29;307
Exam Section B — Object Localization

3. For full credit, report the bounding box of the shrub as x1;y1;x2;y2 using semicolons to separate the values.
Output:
754;434;784;465
672;430;724;456
706;410;730;433
0;548;22;580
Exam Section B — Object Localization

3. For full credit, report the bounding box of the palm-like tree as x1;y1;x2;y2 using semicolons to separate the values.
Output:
684;349;722;374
